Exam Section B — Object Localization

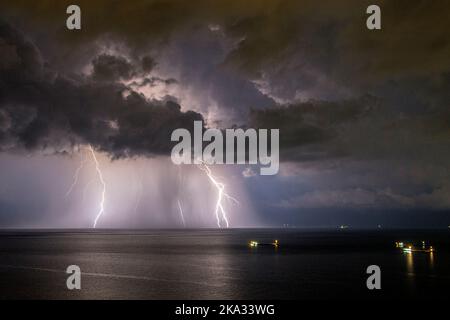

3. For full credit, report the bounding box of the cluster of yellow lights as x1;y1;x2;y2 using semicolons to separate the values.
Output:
249;241;259;247
403;247;412;253
395;242;404;248
396;241;434;254
248;240;279;248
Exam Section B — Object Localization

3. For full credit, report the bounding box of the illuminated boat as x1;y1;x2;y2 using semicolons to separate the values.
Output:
395;241;434;253
248;240;279;248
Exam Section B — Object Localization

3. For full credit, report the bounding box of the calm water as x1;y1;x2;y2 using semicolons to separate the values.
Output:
0;229;449;299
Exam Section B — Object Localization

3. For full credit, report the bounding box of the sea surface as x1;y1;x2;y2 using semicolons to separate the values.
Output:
0;229;449;300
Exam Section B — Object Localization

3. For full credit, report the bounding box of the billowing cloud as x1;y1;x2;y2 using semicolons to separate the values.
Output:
249;91;450;164
0;21;203;157
91;54;136;81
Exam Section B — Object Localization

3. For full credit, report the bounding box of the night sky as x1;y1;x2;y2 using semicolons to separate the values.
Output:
0;1;449;228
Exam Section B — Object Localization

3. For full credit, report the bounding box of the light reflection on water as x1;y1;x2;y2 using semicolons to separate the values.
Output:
0;230;449;299
403;250;437;275
403;249;437;295
429;251;435;271
405;252;414;274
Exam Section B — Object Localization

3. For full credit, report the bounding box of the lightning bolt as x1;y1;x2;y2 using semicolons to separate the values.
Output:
67;148;236;229
65;149;88;197
177;199;186;227
197;163;238;228
65;145;107;228
176;166;186;227
88;145;106;228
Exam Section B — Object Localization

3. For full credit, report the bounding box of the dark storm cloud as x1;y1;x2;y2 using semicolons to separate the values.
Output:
250;90;450;163
91;54;161;82
91;54;136;81
2;1;449;77
249;96;374;152
141;55;157;73
3;1;448;117
157;27;276;125
0;21;203;157
249;86;450;211
0;1;448;161
221;1;450;87
129;76;178;88
249;95;380;162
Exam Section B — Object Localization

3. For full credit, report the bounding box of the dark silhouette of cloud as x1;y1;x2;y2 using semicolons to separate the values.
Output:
0;21;203;157
91;54;136;81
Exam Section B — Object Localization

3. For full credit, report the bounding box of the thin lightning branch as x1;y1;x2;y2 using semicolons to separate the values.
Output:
65;150;87;197
88;145;106;228
177;165;186;227
223;190;239;205
65;145;107;228
177;199;186;227
197;163;239;228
